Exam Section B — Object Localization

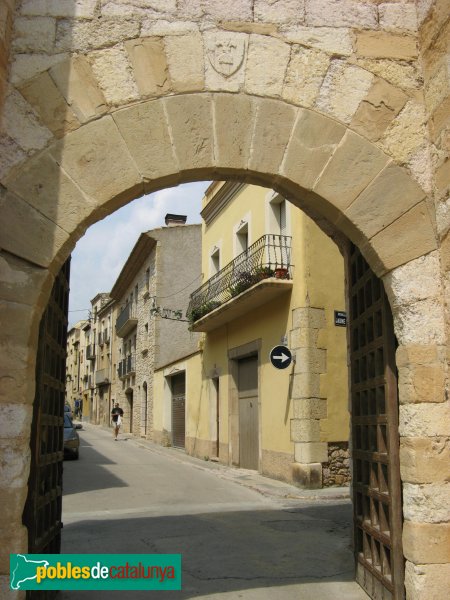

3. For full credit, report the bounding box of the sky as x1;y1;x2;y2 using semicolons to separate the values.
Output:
68;181;211;328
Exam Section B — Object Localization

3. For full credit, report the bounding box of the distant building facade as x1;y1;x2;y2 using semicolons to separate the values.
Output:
65;320;88;414
110;216;201;440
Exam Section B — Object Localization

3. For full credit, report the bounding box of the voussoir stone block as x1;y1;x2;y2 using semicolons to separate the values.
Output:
0;252;52;309
350;77;408;142
281;108;345;190
345;164;426;240
249;98;296;176
49;56;107;123
113;100;177;181
213;93;256;171
364;201;437;273
48;116;143;206
3;89;53;153
315;60;374;124
245;34;291;97
164;94;214;173
0;188;69;269
314;130;389;211
125;38;170;98
90;47;140;106
403;521;450;564
164;33;204;93
18;71;80;138
282;46;330;108
5;150;97;235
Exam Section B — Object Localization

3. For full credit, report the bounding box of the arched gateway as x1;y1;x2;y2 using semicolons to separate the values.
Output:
0;4;448;600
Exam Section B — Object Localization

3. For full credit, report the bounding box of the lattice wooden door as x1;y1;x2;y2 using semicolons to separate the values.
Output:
349;245;404;600
23;259;70;599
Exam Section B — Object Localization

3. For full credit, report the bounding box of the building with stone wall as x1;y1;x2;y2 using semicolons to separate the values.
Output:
90;293;114;427
0;1;449;599
65;319;88;415
110;217;201;440
187;182;350;487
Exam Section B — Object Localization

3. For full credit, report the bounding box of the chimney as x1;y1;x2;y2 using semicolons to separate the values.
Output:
165;214;187;227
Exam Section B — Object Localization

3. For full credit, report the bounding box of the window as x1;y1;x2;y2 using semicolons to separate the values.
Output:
267;192;289;237
235;220;249;256
210;246;220;276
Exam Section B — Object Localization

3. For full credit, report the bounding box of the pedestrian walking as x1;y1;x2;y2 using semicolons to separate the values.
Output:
111;402;124;441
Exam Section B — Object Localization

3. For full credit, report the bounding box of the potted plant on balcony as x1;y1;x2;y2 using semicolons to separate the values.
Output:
274;266;289;279
254;265;275;281
229;271;255;297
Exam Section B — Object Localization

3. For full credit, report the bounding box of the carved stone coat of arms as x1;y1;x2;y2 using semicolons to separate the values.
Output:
207;37;246;78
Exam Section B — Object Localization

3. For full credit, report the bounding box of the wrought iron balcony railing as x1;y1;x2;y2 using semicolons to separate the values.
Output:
117;354;136;379
116;303;138;337
95;368;110;386
187;234;292;324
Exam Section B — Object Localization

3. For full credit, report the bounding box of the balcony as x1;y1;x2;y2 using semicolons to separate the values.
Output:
95;368;110;386
188;234;293;333
116;303;138;338
86;344;96;360
117;354;136;379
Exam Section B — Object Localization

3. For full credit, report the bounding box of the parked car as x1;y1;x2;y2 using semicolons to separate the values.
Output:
64;414;79;459
64;403;73;419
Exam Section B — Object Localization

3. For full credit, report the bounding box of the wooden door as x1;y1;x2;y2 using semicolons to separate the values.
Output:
23;260;70;599
238;356;259;470
349;244;404;600
171;373;186;449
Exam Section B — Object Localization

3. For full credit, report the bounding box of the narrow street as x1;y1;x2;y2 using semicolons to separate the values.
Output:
61;424;368;600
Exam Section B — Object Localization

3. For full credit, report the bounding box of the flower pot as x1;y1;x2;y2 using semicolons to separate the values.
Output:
274;267;289;279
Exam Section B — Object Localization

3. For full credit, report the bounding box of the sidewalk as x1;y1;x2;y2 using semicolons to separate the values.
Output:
79;421;351;505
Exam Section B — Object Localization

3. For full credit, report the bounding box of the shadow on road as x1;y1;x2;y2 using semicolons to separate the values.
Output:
60;503;361;599
63;435;127;496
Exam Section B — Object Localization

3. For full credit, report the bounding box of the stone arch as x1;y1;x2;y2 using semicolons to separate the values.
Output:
0;92;447;598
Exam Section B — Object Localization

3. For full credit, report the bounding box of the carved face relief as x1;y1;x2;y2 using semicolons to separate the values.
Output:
207;37;246;78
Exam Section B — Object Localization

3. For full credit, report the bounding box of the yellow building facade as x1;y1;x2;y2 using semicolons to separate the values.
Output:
184;182;350;488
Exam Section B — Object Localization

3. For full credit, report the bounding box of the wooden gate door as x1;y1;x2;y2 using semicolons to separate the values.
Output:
238;356;259;470
23;260;70;599
171;373;186;448
349;245;404;600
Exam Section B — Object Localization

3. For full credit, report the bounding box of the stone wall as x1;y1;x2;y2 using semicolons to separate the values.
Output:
0;0;16;123
322;442;351;487
0;2;449;599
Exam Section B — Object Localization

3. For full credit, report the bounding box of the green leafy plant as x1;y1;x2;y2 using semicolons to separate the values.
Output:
254;265;275;280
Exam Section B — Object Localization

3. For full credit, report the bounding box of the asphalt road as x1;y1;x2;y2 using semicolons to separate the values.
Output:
60;424;368;600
